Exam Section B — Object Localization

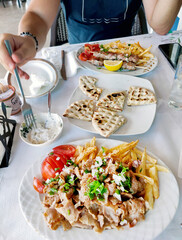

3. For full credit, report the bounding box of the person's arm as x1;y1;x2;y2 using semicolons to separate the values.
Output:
18;0;60;50
142;0;182;35
0;0;60;77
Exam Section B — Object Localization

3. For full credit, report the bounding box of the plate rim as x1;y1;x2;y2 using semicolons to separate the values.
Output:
7;58;59;99
18;138;179;240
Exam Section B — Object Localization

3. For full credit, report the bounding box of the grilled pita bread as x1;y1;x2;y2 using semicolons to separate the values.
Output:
79;76;102;100
127;86;157;106
92;108;126;137
97;91;126;111
63;99;94;121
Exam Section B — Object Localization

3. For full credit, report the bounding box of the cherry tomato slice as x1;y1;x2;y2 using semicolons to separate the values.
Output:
41;160;56;180
33;177;45;193
90;44;100;52
84;43;92;51
79;52;89;61
53;145;76;158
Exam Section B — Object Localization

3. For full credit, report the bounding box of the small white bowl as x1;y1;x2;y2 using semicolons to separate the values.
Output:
19;112;63;147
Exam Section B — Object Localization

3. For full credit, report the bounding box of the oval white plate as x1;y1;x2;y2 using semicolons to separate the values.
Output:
76;46;158;76
18;138;179;240
7;58;58;98
68;71;156;136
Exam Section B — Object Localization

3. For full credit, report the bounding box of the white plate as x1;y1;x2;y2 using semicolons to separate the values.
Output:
76;46;158;76
18;138;179;240
7;58;58;98
68;72;156;136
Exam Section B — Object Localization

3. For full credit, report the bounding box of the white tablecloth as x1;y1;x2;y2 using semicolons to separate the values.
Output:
0;31;182;240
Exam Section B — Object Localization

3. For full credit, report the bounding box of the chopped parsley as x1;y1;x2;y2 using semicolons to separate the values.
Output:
122;176;131;189
20;123;32;138
67;209;70;215
115;189;120;195
101;146;105;154
66;160;78;167
84;169;91;174
45;178;59;185
139;168;143;173
49;152;54;156
84;180;107;201
100;44;109;52
54;168;60;171
49;187;58;195
63;183;70;192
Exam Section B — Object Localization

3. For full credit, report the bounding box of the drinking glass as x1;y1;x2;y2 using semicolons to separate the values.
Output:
168;54;182;109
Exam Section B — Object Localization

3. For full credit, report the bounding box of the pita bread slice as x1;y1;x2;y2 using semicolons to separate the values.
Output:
127;86;157;106
63;99;94;121
97;91;126;111
92;108;126;137
79;75;102;100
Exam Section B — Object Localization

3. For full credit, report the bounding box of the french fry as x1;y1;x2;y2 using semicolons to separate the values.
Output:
89;146;98;160
74;145;84;158
134;173;154;185
144;183;154;209
90;137;96;147
75;146;97;164
149;166;159;199
131;150;137;161
137;148;146;174
85;142;90;148
138;46;152;57
134;148;157;164
146;164;169;172
109;140;139;156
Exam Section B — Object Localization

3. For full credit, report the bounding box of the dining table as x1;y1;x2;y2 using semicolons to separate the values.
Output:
0;30;182;240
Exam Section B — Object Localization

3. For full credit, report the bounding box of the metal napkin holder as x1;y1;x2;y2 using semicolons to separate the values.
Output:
0;102;16;168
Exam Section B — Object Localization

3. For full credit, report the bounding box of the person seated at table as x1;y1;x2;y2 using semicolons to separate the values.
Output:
0;0;181;79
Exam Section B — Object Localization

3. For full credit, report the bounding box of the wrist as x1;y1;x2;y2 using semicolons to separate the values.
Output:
20;32;39;51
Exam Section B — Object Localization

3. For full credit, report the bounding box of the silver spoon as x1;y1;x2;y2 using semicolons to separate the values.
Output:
48;90;51;117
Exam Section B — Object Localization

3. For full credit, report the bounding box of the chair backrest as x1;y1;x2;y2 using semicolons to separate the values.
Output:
50;5;68;46
131;5;148;35
50;5;148;46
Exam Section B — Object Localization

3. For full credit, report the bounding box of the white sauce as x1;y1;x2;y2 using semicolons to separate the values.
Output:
29;74;52;95
27;116;62;144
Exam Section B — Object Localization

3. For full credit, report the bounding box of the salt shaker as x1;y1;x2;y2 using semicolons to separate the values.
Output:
168;54;182;109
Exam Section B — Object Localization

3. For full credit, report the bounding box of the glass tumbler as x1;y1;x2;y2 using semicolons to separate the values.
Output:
168;54;182;109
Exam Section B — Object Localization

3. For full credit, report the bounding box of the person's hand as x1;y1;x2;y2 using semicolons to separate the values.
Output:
0;33;37;79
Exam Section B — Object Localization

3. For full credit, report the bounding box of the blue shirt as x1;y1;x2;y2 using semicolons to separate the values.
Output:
61;0;142;44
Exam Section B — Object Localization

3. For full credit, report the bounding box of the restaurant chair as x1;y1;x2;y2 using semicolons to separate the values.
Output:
50;5;148;47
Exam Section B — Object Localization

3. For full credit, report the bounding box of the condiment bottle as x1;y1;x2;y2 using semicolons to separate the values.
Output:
0;83;21;115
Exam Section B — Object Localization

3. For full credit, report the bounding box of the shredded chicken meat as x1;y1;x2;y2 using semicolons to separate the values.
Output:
42;154;147;232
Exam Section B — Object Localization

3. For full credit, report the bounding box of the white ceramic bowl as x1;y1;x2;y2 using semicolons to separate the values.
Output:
19;112;63;147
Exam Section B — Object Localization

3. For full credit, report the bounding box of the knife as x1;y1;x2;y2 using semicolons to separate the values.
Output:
60;50;67;80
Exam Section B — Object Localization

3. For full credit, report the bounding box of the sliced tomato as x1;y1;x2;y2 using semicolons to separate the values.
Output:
41;160;56;180
45;152;64;172
84;43;92;51
53;145;76;158
33;177;45;193
48;153;65;169
54;153;68;165
79;52;90;61
90;44;100;52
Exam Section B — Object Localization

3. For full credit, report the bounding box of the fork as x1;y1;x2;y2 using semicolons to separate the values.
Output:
4;40;36;128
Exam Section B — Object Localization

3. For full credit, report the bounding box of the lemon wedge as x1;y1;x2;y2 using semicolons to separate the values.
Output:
104;60;123;71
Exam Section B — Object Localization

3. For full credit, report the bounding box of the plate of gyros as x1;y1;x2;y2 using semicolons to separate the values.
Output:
19;138;179;240
76;40;158;76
